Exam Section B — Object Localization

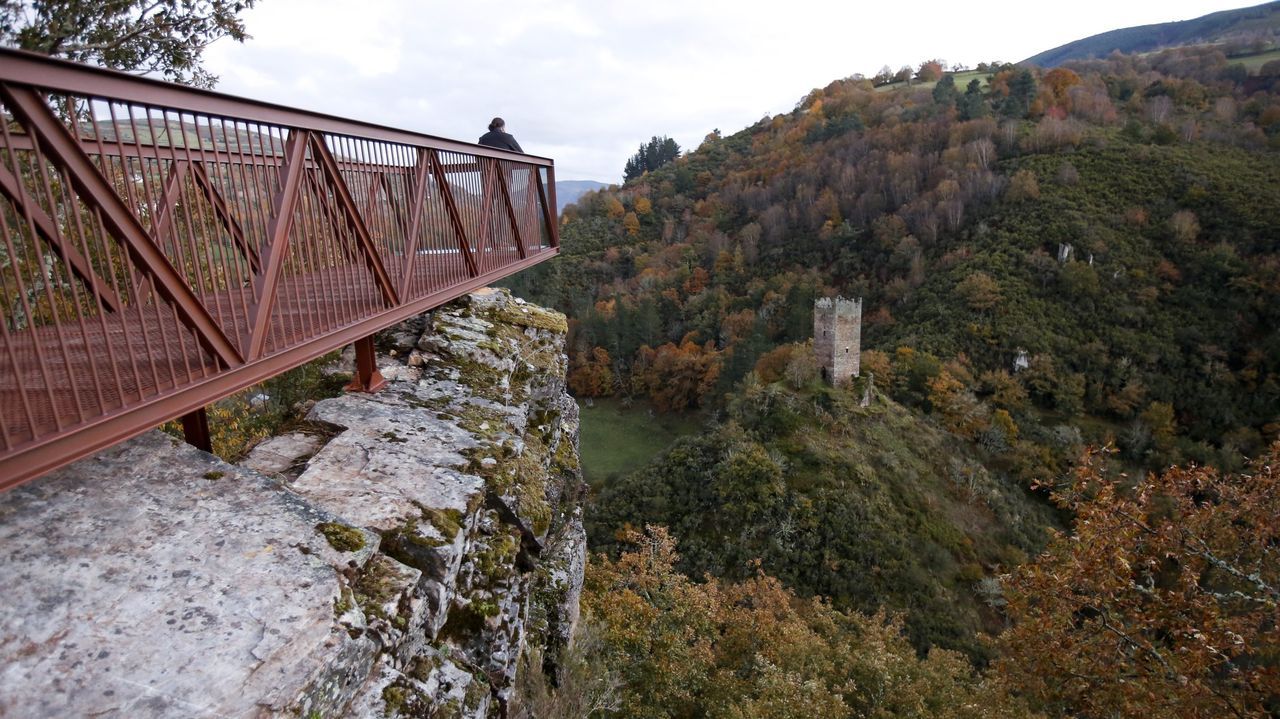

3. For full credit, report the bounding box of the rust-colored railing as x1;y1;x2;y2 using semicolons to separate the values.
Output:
0;48;559;490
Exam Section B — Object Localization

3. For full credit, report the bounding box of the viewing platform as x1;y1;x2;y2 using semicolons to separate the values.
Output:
0;48;559;489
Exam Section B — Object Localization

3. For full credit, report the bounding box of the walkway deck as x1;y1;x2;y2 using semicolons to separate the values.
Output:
0;48;559;488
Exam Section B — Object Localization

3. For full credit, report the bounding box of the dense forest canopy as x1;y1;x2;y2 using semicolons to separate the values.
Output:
543;445;1280;719
503;42;1280;717
509;44;1280;476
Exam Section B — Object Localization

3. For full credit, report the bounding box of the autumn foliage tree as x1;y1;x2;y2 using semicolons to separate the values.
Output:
631;335;722;412
1006;169;1041;202
623;211;641;236
581;525;1034;719
955;271;1003;312
916;59;944;83
928;370;989;438
1040;68;1082;111
995;445;1280;718
568;346;615;397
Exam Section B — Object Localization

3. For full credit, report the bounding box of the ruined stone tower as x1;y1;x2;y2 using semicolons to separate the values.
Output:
814;297;862;386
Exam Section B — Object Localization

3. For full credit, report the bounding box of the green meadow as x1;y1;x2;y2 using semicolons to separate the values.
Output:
577;398;703;485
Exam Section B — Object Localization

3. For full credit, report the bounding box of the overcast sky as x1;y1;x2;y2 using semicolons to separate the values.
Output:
203;1;1262;182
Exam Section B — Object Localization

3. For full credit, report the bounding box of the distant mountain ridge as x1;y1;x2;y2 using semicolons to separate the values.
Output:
554;180;609;214
1024;1;1280;67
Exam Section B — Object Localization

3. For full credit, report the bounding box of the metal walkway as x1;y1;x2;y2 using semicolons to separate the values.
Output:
0;48;559;490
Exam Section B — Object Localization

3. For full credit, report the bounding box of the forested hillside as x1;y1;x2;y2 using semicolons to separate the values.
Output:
1024;1;1280;67
509;44;1280;475
505;42;1280;718
589;379;1058;662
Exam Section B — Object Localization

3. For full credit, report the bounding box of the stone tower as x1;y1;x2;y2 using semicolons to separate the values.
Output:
814;297;862;386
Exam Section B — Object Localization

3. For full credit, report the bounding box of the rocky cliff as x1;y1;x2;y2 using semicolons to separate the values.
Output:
0;289;586;718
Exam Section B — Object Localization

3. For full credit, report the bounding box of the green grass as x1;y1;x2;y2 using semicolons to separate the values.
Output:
578;398;703;485
1229;48;1280;72
873;69;989;93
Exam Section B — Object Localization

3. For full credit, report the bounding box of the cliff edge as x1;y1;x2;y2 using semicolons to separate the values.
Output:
0;288;585;718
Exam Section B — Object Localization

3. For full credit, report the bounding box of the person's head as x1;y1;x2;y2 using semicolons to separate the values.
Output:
488;117;505;132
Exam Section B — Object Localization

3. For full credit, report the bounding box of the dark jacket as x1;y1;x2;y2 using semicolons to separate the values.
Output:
478;130;523;153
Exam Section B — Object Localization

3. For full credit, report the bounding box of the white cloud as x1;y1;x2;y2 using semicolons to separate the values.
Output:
204;0;1259;181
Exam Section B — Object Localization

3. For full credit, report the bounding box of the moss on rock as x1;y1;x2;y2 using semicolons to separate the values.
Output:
352;555;410;626
381;684;407;715
473;532;520;586
483;304;568;335
317;522;365;552
422;507;465;540
487;434;552;537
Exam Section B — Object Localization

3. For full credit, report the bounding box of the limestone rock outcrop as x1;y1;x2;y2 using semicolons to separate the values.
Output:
0;289;585;718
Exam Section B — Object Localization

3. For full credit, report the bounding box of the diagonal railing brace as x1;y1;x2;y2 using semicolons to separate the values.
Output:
429;149;479;278
189;161;260;273
397;148;432;298
494;163;528;260
307;134;398;307
0;82;242;368
0;162;123;312
245;129;308;361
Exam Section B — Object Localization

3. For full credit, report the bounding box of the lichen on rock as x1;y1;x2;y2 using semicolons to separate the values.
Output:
290;287;584;717
0;288;584;719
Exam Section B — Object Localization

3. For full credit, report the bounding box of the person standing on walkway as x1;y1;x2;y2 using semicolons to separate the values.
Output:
478;117;523;152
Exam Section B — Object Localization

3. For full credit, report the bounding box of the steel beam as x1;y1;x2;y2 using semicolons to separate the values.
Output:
180;406;212;452
344;335;387;393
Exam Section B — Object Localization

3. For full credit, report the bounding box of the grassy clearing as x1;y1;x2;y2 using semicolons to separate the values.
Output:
577;397;703;485
873;69;990;93
1230;48;1280;72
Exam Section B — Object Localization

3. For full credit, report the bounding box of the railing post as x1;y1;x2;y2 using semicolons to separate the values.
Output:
345;335;386;393
180;407;212;453
546;165;559;248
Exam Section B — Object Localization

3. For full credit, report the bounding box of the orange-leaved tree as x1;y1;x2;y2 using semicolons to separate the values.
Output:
568;346;615;397
995;444;1280;718
630;335;721;412
583;525;1034;719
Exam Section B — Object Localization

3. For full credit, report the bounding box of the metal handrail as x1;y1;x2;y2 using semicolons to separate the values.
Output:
0;48;560;490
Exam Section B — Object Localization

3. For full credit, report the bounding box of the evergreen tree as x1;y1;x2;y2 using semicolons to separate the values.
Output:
1001;68;1037;118
623;135;682;181
932;74;958;107
958;79;988;120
